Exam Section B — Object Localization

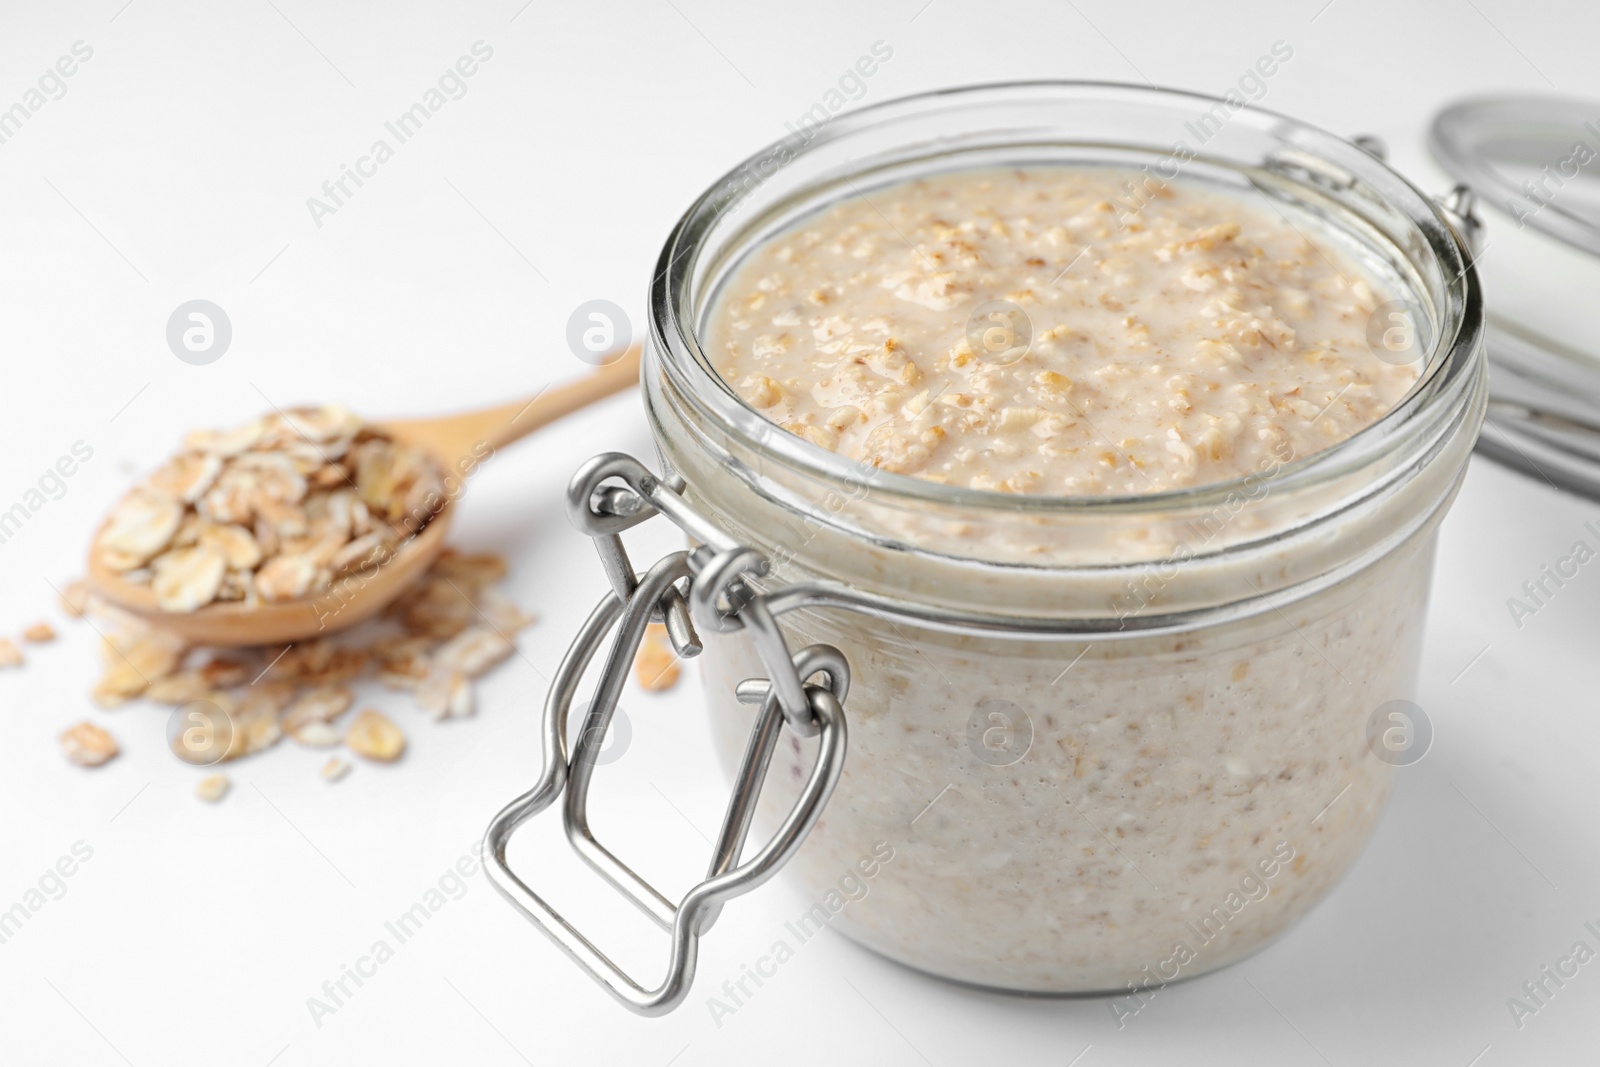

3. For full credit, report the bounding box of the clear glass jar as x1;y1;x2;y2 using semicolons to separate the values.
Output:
639;83;1487;995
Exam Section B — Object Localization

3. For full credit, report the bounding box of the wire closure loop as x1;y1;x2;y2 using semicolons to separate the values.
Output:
484;453;852;1015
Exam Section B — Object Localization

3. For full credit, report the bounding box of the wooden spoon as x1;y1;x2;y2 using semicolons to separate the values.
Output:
86;346;641;647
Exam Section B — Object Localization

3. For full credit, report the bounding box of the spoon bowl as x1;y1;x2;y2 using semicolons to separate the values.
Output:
86;346;641;646
86;505;454;646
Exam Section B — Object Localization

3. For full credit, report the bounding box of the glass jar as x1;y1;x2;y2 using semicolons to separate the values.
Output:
486;82;1487;1013
647;81;1486;993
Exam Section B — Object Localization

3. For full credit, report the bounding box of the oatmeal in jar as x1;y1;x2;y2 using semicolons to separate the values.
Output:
707;168;1418;495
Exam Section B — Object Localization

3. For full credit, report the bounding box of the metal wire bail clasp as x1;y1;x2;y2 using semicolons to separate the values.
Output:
483;453;851;1016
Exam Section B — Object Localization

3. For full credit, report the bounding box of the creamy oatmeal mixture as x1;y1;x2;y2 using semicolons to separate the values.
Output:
704;531;1426;992
682;167;1454;994
707;168;1418;495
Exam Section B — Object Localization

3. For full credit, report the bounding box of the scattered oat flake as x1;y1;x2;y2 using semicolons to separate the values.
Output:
435;625;513;678
239;681;298;716
198;657;252;688
415;667;473;720
255;553;317;602
221;698;283;762
61;721;119;767
293;722;342;748
267;640;367;686
152;544;228;612
23;622;56;643
93;626;185;706
371;635;432;691
0;639;22;669
97;489;183;571
634;623;681;692
321;756;352;782
479;590;537;633
345;708;406;762
376;660;429;691
432;550;508;591
393;578;475;640
329;532;384;573
143;671;212;705
196;774;231;803
58;580;93;618
198;522;262;570
283;684;354;734
150;452;224;504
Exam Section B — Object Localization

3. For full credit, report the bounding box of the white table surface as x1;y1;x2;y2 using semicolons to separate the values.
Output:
1;0;1597;1063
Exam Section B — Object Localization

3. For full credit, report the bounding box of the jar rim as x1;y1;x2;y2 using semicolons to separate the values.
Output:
647;79;1483;519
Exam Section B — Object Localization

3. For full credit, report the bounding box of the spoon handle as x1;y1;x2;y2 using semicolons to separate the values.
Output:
379;344;642;463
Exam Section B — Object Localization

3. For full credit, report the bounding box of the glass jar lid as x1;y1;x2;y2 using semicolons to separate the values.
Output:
1431;94;1600;257
1430;93;1600;499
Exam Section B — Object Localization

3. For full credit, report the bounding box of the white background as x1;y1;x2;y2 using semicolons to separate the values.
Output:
0;0;1597;1064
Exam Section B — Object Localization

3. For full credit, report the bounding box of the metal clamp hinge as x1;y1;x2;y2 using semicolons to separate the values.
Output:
483;453;851;1015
